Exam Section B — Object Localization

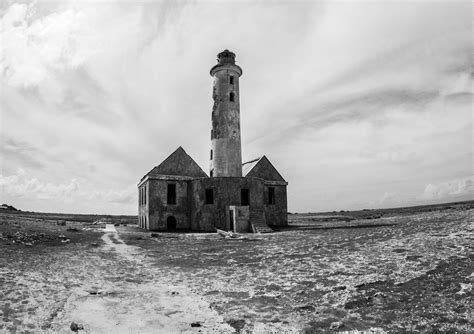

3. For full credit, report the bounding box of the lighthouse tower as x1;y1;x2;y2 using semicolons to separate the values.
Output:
209;50;243;177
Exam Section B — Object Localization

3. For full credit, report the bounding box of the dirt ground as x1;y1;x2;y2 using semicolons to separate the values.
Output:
0;207;472;333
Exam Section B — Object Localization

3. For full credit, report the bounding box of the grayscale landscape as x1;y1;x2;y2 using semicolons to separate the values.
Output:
1;1;472;333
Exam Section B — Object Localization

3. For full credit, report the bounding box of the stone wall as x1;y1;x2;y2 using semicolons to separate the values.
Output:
139;176;287;232
264;184;288;226
147;178;191;231
190;177;265;231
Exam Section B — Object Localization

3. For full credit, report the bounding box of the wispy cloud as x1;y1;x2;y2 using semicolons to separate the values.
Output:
419;177;473;201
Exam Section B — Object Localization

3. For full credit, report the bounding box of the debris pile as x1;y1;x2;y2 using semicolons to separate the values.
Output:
0;231;69;245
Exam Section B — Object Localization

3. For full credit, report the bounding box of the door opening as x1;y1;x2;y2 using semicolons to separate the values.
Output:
167;216;177;230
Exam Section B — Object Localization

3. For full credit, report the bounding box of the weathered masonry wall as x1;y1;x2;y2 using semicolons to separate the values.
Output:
190;177;264;231
147;178;192;231
264;184;288;227
139;175;286;232
209;53;243;178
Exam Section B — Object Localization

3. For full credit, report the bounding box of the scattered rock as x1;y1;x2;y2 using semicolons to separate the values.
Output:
2;231;56;246
66;228;80;232
373;292;386;304
150;233;160;238
57;220;66;226
170;291;179;295
90;242;99;247
296;304;315;311
70;322;83;332
190;322;202;327
330;321;344;330
456;283;472;295
114;223;120;226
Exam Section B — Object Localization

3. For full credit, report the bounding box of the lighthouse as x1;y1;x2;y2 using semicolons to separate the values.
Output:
138;49;288;232
209;50;243;177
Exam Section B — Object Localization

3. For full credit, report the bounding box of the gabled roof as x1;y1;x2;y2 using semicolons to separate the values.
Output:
242;155;286;182
141;147;207;181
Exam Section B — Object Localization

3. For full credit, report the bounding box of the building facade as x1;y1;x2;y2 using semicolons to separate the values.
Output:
138;50;288;232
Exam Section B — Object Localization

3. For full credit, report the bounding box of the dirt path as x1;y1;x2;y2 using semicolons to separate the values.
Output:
51;226;233;333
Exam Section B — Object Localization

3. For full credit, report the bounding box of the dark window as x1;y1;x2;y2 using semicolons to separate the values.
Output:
210;170;213;177
210;149;213;160
144;185;146;205
229;92;235;102
229;76;234;85
205;189;214;204
211;129;213;139
241;188;249;206
167;184;176;205
268;187;275;205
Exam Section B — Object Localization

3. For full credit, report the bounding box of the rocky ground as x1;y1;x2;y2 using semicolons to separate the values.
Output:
0;206;472;333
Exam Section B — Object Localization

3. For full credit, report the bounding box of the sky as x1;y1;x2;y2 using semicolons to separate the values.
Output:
0;0;472;214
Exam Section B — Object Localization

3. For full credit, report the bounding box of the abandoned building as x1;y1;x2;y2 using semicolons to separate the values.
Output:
138;50;288;232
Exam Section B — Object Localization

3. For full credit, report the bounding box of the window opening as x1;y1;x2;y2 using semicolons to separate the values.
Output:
268;187;275;205
167;184;176;205
229;76;234;85
241;188;249;206
210;149;213;160
205;189;214;204
229;92;235;102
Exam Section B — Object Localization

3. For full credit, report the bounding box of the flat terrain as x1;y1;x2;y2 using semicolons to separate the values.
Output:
0;203;472;333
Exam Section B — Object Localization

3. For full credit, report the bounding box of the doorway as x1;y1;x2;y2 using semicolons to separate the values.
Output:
167;216;177;230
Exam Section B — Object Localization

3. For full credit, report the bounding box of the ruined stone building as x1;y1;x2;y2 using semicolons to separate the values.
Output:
138;50;288;232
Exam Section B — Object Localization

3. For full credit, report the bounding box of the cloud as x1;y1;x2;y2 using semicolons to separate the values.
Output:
0;137;45;170
0;168;136;212
0;1;472;214
419;177;473;201
0;171;79;201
